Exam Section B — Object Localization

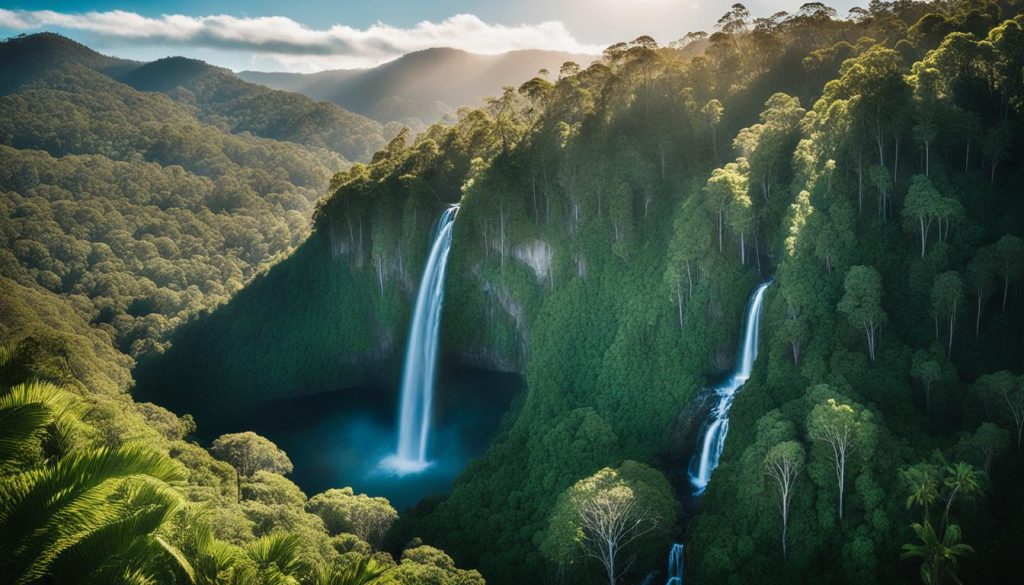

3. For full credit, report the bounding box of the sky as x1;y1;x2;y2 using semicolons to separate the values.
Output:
0;1;866;72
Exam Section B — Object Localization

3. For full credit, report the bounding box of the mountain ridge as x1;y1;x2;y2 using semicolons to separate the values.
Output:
239;46;599;128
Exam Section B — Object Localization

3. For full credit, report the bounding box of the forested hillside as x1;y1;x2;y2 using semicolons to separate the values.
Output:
138;2;1024;584
0;35;477;585
0;33;389;356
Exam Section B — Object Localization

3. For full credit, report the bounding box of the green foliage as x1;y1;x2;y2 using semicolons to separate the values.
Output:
211;432;294;478
5;3;1024;585
306;488;398;548
540;461;676;582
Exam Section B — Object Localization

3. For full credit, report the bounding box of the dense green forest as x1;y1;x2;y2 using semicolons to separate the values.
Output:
4;1;1024;584
0;33;391;356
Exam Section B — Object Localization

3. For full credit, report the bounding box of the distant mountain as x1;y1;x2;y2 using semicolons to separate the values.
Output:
0;33;388;163
0;32;387;355
118;56;387;161
239;47;598;129
0;32;139;93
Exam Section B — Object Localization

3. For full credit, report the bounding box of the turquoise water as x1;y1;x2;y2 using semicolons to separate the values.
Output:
201;365;521;509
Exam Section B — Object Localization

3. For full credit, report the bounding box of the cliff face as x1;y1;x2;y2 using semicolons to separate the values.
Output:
136;75;757;585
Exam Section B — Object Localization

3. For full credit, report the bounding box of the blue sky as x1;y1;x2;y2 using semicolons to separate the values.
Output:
0;1;865;72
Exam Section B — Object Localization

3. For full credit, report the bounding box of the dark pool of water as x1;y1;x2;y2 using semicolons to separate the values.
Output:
200;366;522;510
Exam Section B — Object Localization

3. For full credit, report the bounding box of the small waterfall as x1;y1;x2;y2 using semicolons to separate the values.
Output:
381;205;459;475
688;281;771;494
665;543;684;585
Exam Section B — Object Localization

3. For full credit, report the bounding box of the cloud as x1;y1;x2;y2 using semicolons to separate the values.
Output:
0;9;603;70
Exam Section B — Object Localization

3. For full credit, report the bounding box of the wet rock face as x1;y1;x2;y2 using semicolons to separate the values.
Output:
669;387;717;453
513;239;552;281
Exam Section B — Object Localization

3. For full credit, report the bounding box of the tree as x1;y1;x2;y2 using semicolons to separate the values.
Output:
868;164;893;221
306;488;398;549
958;423;1011;473
982;121;1013;184
702;99;725;159
244;532;305;584
763;441;804;560
838;266;887;361
974;371;1024;453
910;65;942;177
902;462;941;519
312;555;390;585
807;398;863;520
931;271;964;357
389;545;484;585
705;162;748;254
901;520;975;585
911;350;943;413
0;444;189;583
210;432;293;478
902;175;941;257
994;235;1024;311
966;247;996;337
941;462;981;523
542;461;675;585
0;372;192;583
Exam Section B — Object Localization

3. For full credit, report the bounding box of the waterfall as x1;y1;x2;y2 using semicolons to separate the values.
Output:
688;281;771;494
381;205;459;475
666;543;684;585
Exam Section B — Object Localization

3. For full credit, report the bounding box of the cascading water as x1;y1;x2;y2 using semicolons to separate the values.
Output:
665;543;684;585
381;205;459;475
688;281;771;494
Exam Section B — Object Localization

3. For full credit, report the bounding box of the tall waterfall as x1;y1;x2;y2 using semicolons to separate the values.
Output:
688;281;771;493
382;205;459;475
665;543;684;585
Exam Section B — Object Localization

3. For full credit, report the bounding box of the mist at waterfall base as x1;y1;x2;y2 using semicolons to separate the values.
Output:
207;366;521;510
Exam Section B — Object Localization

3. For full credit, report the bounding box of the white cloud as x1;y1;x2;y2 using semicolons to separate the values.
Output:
0;9;603;70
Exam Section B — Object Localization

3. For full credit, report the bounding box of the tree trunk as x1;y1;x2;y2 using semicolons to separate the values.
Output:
838;450;846;520
857;155;864;213
677;276;684;329
948;299;956;357
920;216;927;257
925;140;930;176
718;210;723;253
976;292;983;337
686;260;693;300
606;541;616;585
894;133;900;184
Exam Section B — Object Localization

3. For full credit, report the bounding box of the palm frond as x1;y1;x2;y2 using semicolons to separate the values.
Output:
0;446;185;583
246;532;304;581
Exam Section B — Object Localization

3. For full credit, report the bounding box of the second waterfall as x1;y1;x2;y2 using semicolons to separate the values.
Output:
382;204;459;475
688;281;771;494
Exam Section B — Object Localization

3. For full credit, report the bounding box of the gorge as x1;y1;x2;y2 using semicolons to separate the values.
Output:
3;3;1024;584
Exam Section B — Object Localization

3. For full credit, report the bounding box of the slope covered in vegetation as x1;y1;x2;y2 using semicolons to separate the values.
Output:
0;33;390;356
139;2;1024;584
4;1;1024;584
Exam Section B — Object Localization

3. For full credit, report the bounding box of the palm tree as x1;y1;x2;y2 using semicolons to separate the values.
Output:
941;462;981;524
244;532;305;585
168;518;243;585
312;556;390;585
0;358;192;584
903;463;940;518
901;520;974;585
0;380;80;471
